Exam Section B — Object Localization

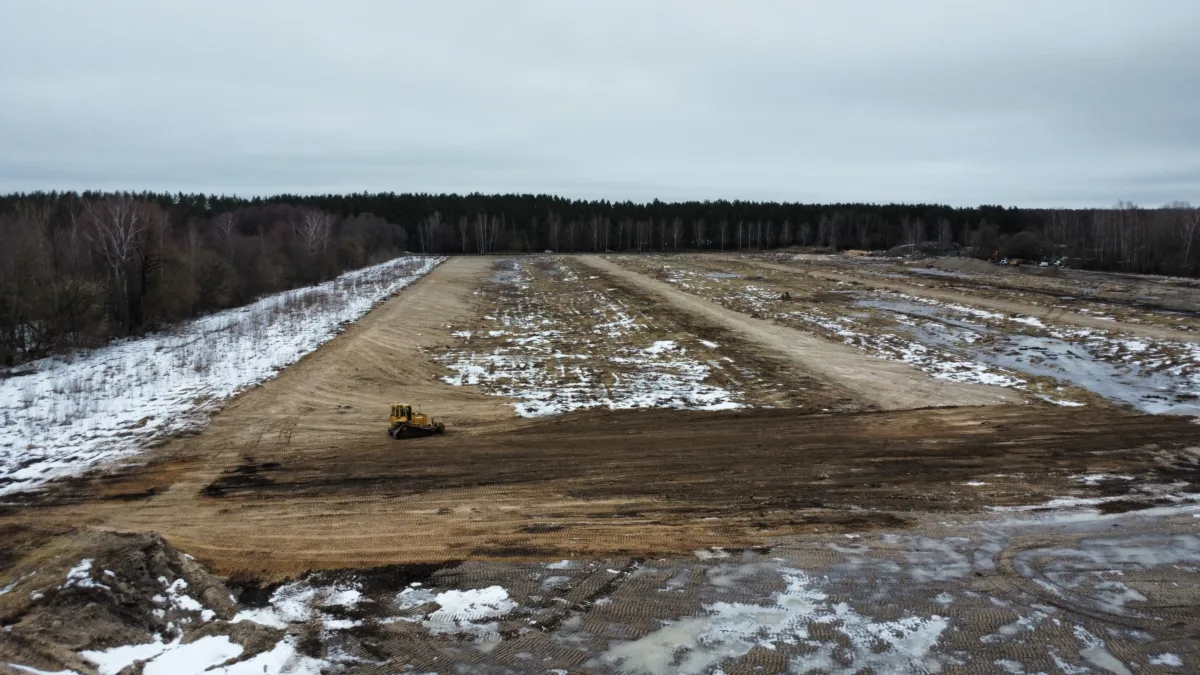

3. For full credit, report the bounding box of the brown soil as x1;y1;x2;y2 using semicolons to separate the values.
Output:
736;256;1200;342
580;255;1019;408
2;259;1196;586
5;255;1200;674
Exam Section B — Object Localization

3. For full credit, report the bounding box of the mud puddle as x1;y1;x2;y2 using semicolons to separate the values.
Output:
857;296;1200;415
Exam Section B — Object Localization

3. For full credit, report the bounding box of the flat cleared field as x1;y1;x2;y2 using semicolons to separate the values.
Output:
3;254;1200;675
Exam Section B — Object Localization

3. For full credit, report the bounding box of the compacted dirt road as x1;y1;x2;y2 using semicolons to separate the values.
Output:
580;256;1017;409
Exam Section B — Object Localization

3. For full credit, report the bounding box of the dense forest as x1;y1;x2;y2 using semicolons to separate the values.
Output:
2;191;1197;365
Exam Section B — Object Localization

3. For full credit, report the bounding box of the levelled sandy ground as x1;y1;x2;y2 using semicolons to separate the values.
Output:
9;257;1185;577
2;255;1199;674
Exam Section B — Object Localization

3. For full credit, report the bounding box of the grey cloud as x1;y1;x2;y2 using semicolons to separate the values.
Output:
1;1;1198;206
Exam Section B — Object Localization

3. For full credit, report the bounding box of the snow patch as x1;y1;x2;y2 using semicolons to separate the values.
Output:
60;559;108;591
596;570;948;675
232;578;363;630
421;586;517;639
0;256;442;495
8;665;83;675
1150;653;1184;667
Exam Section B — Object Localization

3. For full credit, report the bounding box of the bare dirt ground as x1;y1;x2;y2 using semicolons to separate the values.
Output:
743;253;1200;341
3;255;1200;674
580;256;1018;409
612;253;1200;415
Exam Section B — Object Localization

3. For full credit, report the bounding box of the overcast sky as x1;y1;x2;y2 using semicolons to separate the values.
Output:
1;1;1198;206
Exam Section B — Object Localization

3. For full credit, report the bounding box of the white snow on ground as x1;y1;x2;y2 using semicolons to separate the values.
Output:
140;636;245;675
8;664;83;675
655;266;1031;392
1072;474;1134;485
82;636;174;675
80;574;350;675
1150;653;1184;667
60;559;108;591
391;584;518;642
1073;625;1133;675
158;576;215;622
0;256;442;496
208;636;329;675
418;586;517;639
232;577;363;631
439;260;743;417
878;292;1200;411
597;569;948;675
81;634;327;675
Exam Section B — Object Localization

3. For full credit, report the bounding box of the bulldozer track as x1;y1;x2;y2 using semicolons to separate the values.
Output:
4;257;1197;582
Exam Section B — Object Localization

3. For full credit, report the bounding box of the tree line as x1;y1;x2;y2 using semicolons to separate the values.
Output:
2;191;1197;365
0;193;409;366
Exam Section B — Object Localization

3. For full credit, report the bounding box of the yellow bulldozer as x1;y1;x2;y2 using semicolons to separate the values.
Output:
388;403;445;439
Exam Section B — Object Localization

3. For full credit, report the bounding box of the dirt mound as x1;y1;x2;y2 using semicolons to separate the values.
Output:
0;530;270;674
931;256;999;274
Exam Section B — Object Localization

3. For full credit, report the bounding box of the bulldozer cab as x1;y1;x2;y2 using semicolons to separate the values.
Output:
390;403;412;422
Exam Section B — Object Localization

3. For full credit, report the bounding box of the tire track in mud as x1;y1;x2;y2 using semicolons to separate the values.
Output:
7;257;1199;582
433;256;860;415
579;255;1019;409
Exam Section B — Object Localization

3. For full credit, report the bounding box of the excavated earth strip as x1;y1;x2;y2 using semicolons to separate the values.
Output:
736;256;1200;343
579;255;1019;409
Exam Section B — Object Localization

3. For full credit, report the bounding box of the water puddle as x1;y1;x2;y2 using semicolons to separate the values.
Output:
907;267;969;279
490;259;526;285
855;297;1200;415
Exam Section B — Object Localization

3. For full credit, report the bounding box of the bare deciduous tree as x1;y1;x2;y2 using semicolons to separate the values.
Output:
937;218;953;250
214;212;236;262
295;209;333;256
457;215;469;254
419;211;443;254
547;212;561;252
588;214;602;252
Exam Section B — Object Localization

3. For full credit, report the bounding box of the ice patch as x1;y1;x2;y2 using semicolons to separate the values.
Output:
1150;653;1184;667
596;570;948;675
1073;625;1132;675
